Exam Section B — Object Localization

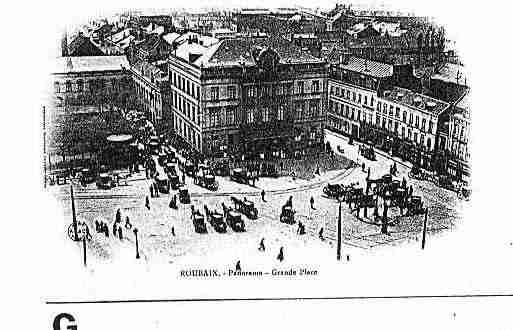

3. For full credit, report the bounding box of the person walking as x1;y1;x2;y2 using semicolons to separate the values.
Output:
154;182;159;197
319;228;325;241
310;196;315;210
235;260;241;272
125;216;132;230
104;222;109;238
171;227;175;237
118;226;123;240
149;184;154;198
258;238;265;251
362;162;366;172
261;190;266;202
277;247;284;262
112;221;118;238
115;208;121;223
145;196;150;210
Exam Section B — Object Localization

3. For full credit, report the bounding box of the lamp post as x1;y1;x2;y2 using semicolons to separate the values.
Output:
421;208;428;249
381;192;391;235
134;228;140;259
337;198;342;261
82;235;87;267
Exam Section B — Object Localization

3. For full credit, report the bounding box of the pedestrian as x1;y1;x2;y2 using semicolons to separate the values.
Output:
145;196;150;210
402;177;407;188
362;162;366;172
125;216;132;230
315;166;320;176
171;226;175;237
310;196;315;210
297;221;302;235
319;228;325;241
258;238;265;251
277;247;284;262
346;254;350;262
154;182;159;197
118;226;123;240
261;190;266;202
95;220;100;233
181;173;185;184
149;184;154;198
104;222;109;238
235;260;241;272
113;221;118;238
115;208;121;223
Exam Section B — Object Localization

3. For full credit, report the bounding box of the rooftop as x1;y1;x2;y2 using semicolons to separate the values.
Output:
195;37;324;68
381;86;450;116
337;56;393;78
53;55;129;74
431;62;468;86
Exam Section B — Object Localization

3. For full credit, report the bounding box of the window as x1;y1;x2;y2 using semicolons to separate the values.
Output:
278;106;284;121
370;96;374;107
351;108;355;120
357;110;361;121
312;80;319;93
415;115;419;128
376;115;381;125
340;89;345;98
247;108;254;123
330;86;334;95
395;107;400;118
383;103;387;113
420;134;425;145
414;132;418;143
197;86;200;99
297;81;304;94
377;102;381;112
66;80;72;92
54;82;60;93
408;129;412;139
296;102;303;119
358;94;362;103
389;105;394;116
310;100;319;117
421;118;426;131
335;87;339;96
226;108;234;125
428;120;433;133
228;86;236;99
187;81;190;95
427;138;432;150
248;86;256;98
211;87;219;100
394;122;398;133
364;95;368;105
352;92;356;102
409;113;414;125
262;107;269;122
401;126;405;137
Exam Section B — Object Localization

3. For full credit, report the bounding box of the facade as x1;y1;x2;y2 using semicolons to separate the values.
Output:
168;35;328;159
52;56;132;116
130;60;170;125
447;90;470;180
327;56;394;140
327;55;451;170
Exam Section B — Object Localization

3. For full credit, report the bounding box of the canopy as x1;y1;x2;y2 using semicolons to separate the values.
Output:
107;134;133;143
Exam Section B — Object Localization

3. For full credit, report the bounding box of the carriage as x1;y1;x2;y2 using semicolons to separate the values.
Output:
260;163;279;178
191;211;207;234
226;210;245;232
213;160;230;177
184;161;196;177
358;194;376;209
408;165;423;180
155;175;170;194
80;168;96;185
96;173;115;189
361;145;376;161
345;187;364;206
194;165;219;191
436;175;456;191
230;196;258;219
406;196;426;216
323;183;345;199
178;187;191;204
204;206;227;233
280;206;296;225
230;168;251;185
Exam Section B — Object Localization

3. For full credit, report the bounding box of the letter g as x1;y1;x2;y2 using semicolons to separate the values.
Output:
53;313;77;330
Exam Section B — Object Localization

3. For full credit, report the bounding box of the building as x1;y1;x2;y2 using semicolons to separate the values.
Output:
168;35;328;159
52;55;131;116
447;89;470;180
210;28;237;40
327;55;394;140
130;60;171;126
327;55;451;170
66;32;105;57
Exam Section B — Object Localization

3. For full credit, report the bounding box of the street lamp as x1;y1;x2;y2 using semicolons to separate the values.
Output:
133;228;140;259
337;197;342;261
421;207;428;249
381;191;391;235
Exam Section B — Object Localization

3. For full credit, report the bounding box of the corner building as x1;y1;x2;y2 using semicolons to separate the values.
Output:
168;35;328;159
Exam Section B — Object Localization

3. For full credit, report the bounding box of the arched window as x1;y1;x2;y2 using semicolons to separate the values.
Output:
54;81;60;93
65;80;72;92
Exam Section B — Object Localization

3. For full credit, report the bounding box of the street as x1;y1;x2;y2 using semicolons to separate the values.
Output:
49;129;466;268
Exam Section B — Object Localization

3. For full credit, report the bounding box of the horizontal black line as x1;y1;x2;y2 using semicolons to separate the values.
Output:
46;294;513;305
